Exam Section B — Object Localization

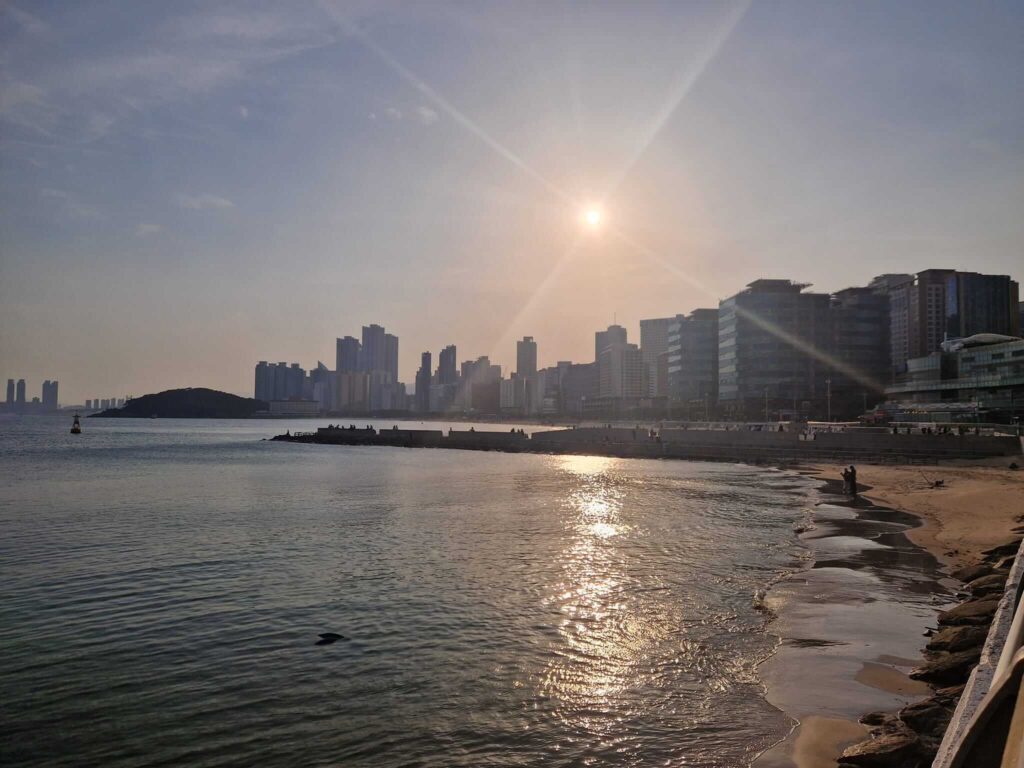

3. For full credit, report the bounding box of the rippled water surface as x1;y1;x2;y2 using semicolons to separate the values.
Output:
1;416;813;767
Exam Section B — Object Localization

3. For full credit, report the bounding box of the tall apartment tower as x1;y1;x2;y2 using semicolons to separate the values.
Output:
336;336;361;373
437;345;458;385
516;336;537;378
5;379;13;403
385;333;399;382
15;379;26;404
415;352;432;412
360;324;387;373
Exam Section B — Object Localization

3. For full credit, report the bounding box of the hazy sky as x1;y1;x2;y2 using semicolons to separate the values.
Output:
2;1;1022;404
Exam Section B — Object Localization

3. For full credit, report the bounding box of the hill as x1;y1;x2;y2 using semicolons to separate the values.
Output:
91;388;268;419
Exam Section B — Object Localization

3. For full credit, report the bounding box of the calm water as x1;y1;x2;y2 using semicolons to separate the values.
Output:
1;415;814;767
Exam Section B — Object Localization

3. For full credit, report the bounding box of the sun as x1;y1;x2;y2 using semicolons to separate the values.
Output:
581;206;604;231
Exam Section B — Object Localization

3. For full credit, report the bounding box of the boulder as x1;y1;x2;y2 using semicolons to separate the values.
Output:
982;539;1022;561
911;647;982;685
926;625;989;653
899;695;955;741
951;563;991;583
937;598;1001;626
968;572;1008;597
838;724;921;767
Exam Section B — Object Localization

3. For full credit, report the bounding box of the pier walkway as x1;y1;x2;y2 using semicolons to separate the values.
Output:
273;425;1022;464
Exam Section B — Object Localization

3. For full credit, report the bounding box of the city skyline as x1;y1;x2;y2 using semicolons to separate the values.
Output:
2;2;1023;404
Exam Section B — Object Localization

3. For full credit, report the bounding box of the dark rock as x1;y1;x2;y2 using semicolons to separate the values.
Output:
982;539;1022;561
951;563;992;582
899;696;955;739
926;625;989;653
911;647;982;685
937;598;1001;626
838;724;921;767
860;711;899;729
968;572;1008;597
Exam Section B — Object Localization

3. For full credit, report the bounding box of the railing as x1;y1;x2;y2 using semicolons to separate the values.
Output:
935;540;1024;767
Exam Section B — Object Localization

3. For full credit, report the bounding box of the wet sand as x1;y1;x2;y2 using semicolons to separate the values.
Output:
810;461;1024;569
754;478;956;768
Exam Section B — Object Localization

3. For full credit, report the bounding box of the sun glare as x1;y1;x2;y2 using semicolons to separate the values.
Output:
581;206;604;232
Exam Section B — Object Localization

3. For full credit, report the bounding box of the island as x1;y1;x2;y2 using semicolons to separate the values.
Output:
91;388;268;419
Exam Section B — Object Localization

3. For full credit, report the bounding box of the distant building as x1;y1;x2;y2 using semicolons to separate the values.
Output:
598;342;643;399
255;361;306;402
437;345;457;385
415;352;432;412
560;362;599;415
15;379;25;404
336;336;360;373
359;324;386;373
41;380;59;410
516;336;537;378
667;309;718;417
718;279;831;421
385;334;399;382
269;400;319;417
640;317;673;396
6;379;13;403
595;324;627;362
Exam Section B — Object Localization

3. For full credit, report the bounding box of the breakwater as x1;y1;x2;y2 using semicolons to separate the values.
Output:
273;425;1022;463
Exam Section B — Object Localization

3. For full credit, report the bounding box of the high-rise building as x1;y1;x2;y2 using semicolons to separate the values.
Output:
516;336;537;378
15;379;25;404
875;270;1020;377
360;324;387;373
829;287;890;417
595;324;627;361
598;342;644;399
437;345;457;385
640;317;674;396
717;279;831;421
254;361;272;401
336;336;360;373
385;333;399;382
667;309;719;415
255;361;307;401
415;352;432;412
5;379;13;403
41;380;59;410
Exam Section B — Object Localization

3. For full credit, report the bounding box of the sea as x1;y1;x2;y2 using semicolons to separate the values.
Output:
0;415;947;767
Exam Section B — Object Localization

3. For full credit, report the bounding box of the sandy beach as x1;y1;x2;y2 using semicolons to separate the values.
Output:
811;460;1024;569
761;459;1023;768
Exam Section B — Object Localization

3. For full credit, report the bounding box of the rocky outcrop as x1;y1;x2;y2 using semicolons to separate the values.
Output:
936;598;1001;626
839;537;1020;768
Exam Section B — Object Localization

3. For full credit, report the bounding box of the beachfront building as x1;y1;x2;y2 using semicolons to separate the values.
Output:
874;270;1020;378
640;317;673;397
666;308;719;419
598;342;644;400
829;287;891;418
883;334;1024;422
717;279;832;421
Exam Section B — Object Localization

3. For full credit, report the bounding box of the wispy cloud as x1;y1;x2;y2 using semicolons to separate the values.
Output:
416;105;439;125
136;223;163;237
177;193;235;210
384;106;403;121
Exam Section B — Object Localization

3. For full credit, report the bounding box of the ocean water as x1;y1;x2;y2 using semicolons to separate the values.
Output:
1;415;814;767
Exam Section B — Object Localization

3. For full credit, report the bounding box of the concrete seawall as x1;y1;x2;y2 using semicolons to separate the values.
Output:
273;425;1022;464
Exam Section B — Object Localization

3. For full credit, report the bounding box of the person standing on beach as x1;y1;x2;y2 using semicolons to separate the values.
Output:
841;467;851;494
849;465;858;496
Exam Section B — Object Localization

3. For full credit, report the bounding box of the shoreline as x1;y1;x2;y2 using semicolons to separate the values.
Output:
757;460;1023;768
